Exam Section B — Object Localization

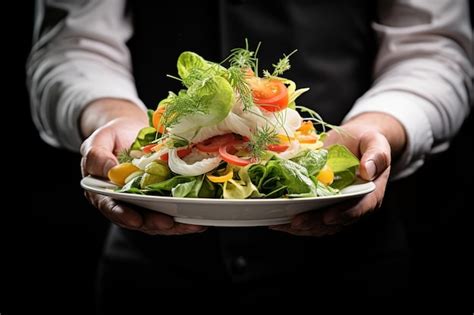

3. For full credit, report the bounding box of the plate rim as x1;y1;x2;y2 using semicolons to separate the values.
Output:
80;175;375;204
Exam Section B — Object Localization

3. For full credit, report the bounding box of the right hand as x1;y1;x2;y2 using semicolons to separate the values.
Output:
80;99;207;235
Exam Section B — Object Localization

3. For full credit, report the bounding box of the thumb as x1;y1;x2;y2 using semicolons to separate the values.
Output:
80;129;118;178
358;131;391;181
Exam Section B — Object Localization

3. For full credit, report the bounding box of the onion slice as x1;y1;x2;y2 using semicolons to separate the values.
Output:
276;140;301;160
168;149;222;176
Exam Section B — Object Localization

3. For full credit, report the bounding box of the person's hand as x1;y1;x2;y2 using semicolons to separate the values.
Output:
80;98;207;235
270;112;406;237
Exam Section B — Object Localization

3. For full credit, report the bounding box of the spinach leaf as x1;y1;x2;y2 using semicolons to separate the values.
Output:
291;149;328;176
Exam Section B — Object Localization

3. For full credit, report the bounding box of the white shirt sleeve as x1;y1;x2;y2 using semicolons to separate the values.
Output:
344;0;473;179
27;0;146;152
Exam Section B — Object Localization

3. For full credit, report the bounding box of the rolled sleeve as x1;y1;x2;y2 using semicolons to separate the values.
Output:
344;0;472;179
27;0;145;151
344;91;433;179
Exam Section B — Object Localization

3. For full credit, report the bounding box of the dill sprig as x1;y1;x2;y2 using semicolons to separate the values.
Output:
223;39;262;111
161;92;208;128
228;66;254;111
295;105;344;134
264;50;298;78
117;149;132;163
227;39;258;70
247;126;278;159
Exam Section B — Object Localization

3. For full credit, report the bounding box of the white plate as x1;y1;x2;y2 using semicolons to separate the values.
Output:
80;176;375;227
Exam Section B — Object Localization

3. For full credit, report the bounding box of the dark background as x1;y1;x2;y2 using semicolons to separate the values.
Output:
6;2;472;314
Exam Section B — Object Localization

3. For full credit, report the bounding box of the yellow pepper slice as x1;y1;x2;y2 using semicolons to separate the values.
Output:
277;134;295;143
207;169;234;183
108;162;140;186
317;164;334;186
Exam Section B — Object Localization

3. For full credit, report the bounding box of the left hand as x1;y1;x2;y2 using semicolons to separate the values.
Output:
270;112;406;237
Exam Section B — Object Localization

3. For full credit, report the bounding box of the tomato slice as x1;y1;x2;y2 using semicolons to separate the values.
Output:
267;144;289;152
196;134;237;152
251;79;288;112
219;144;251;166
142;143;157;154
160;147;192;161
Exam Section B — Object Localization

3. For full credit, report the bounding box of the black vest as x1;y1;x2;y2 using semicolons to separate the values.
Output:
128;0;376;124
124;1;410;281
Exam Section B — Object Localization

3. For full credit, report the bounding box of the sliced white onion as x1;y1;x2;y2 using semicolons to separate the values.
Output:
223;112;253;138
283;108;303;131
182;148;217;164
277;140;302;160
132;149;167;170
124;170;144;184
168;149;222;176
184;112;253;144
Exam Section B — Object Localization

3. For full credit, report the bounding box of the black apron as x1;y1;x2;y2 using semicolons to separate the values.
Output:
97;1;411;312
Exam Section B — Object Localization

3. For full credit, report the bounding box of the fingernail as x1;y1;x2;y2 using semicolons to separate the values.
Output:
103;159;116;177
365;160;377;180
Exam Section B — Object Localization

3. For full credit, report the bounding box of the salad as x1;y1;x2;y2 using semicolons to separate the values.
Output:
107;43;360;199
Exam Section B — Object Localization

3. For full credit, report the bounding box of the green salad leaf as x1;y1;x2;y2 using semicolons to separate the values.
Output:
177;51;226;87
291;149;328;176
326;145;360;189
164;76;234;132
223;167;262;199
248;157;317;198
130;126;157;151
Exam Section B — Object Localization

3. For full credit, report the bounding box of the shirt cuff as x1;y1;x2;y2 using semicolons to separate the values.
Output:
343;91;434;180
56;82;147;152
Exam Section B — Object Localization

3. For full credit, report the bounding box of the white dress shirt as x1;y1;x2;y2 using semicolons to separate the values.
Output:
27;0;472;179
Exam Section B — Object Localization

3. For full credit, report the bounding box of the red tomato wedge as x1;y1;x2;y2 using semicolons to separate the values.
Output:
252;79;288;112
267;144;289;152
196;134;237;152
219;144;251;166
160;147;192;162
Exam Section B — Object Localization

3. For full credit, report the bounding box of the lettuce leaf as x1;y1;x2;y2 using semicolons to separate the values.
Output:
130;126;157;151
326;145;359;189
248;157;317;198
223;167;262;199
177;51;227;87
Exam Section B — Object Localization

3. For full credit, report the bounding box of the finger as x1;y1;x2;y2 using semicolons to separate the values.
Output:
83;146;118;178
81;130;118;178
358;131;391;181
167;223;208;235
85;192;143;229
322;128;359;154
342;166;390;219
322;167;390;226
321;199;361;225
270;223;341;237
142;211;207;235
269;211;334;237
